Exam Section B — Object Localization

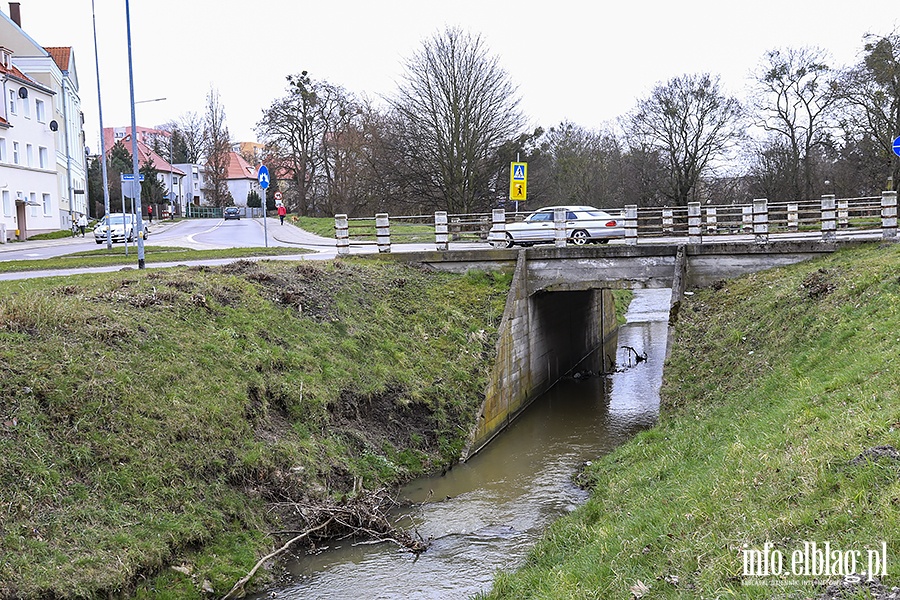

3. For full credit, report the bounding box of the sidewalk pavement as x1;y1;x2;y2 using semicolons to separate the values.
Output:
0;216;182;255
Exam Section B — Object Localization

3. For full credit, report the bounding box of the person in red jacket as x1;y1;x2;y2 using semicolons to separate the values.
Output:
147;205;153;223
277;203;286;225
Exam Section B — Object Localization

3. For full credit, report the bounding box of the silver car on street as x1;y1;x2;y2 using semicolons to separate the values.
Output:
499;205;623;247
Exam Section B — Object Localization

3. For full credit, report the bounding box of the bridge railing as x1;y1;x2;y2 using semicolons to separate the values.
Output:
333;192;897;254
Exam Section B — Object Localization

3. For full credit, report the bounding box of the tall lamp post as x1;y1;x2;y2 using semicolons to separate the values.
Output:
125;0;146;269
91;0;112;249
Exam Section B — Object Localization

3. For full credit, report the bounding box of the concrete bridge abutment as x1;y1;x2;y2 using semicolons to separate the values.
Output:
459;251;618;459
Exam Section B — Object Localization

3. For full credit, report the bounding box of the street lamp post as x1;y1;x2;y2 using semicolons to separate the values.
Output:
91;0;112;249
125;0;146;269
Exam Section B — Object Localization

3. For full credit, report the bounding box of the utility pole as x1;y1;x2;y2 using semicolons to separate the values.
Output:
125;0;146;268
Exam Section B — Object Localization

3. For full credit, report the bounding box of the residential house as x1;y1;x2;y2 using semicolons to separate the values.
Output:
102;126;186;216
1;2;87;233
0;45;57;240
225;150;258;207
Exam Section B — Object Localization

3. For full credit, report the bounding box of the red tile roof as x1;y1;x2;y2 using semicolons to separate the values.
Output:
44;47;72;71
107;136;184;176
0;60;36;85
226;151;257;181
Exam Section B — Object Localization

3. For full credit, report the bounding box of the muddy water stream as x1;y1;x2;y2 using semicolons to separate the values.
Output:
267;288;671;599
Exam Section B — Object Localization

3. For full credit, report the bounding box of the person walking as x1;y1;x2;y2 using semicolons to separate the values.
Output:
77;213;88;237
147;205;153;223
277;203;286;225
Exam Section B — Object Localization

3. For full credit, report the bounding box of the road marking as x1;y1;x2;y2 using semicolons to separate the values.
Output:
186;221;225;246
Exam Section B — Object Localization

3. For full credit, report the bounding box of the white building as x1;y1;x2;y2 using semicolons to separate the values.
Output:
174;162;206;209
0;3;87;236
0;45;57;240
226;151;259;207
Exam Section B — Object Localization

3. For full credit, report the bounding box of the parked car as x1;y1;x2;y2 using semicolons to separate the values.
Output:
223;207;241;220
93;213;147;244
497;205;623;247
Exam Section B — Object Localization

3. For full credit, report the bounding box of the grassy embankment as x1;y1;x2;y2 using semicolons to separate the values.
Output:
0;258;511;598
0;245;310;274
487;241;900;599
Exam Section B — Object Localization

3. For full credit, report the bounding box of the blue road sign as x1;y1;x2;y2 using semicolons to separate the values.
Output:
121;174;145;181
893;135;900;158
258;165;270;189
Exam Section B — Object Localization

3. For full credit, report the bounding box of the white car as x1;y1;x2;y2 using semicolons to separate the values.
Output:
93;213;148;244
499;205;623;247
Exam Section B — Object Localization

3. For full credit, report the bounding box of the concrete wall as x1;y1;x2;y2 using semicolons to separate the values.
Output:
461;251;618;459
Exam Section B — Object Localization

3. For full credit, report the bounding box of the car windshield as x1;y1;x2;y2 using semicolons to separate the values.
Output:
100;215;134;226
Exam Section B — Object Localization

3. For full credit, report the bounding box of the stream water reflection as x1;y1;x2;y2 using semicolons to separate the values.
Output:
271;288;672;599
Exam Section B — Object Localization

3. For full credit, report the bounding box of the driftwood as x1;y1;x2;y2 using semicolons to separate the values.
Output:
221;518;334;600
221;488;428;598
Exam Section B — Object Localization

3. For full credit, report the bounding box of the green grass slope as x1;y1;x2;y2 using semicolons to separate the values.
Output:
0;259;510;598
487;242;900;599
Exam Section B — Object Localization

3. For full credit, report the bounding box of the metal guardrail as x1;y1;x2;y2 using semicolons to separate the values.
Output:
334;192;898;254
184;206;267;219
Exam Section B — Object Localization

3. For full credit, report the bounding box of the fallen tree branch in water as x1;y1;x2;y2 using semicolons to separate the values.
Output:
221;517;334;600
224;489;429;598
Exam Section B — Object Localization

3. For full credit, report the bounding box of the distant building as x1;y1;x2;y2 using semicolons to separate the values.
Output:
225;151;259;207
0;2;87;238
103;126;188;215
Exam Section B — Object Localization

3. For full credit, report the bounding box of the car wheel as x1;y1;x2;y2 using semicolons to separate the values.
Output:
95;240;103;245
505;233;515;248
599;239;610;244
571;229;589;245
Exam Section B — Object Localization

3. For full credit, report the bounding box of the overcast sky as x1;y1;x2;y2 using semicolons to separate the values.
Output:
11;0;900;154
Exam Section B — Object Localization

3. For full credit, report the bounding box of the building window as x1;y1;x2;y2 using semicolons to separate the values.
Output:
38;146;48;168
42;193;51;216
35;99;45;122
29;193;37;217
12;142;19;164
0;138;5;162
26;144;33;166
8;90;16;115
2;191;9;217
23;96;30;119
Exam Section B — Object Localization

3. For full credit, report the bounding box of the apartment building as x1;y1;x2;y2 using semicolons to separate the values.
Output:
0;2;87;238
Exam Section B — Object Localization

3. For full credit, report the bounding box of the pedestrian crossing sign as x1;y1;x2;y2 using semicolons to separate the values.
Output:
509;162;527;200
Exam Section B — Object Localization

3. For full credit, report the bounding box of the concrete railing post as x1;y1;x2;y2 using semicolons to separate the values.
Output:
838;199;849;228
334;214;349;256
0;222;6;244
661;208;673;233
625;205;638;245
787;202;799;232
705;206;717;234
753;198;769;244
375;213;391;253
742;205;753;232
487;209;507;248
882;190;898;239
553;207;567;247
688;202;702;244
821;194;836;242
435;211;448;251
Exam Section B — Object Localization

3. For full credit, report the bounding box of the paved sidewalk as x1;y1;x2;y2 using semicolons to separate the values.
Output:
0;216;181;255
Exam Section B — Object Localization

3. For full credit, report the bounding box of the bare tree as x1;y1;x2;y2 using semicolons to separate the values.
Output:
388;27;524;214
203;88;232;207
256;71;328;215
542;122;625;208
624;73;743;206
751;47;837;201
834;31;900;190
